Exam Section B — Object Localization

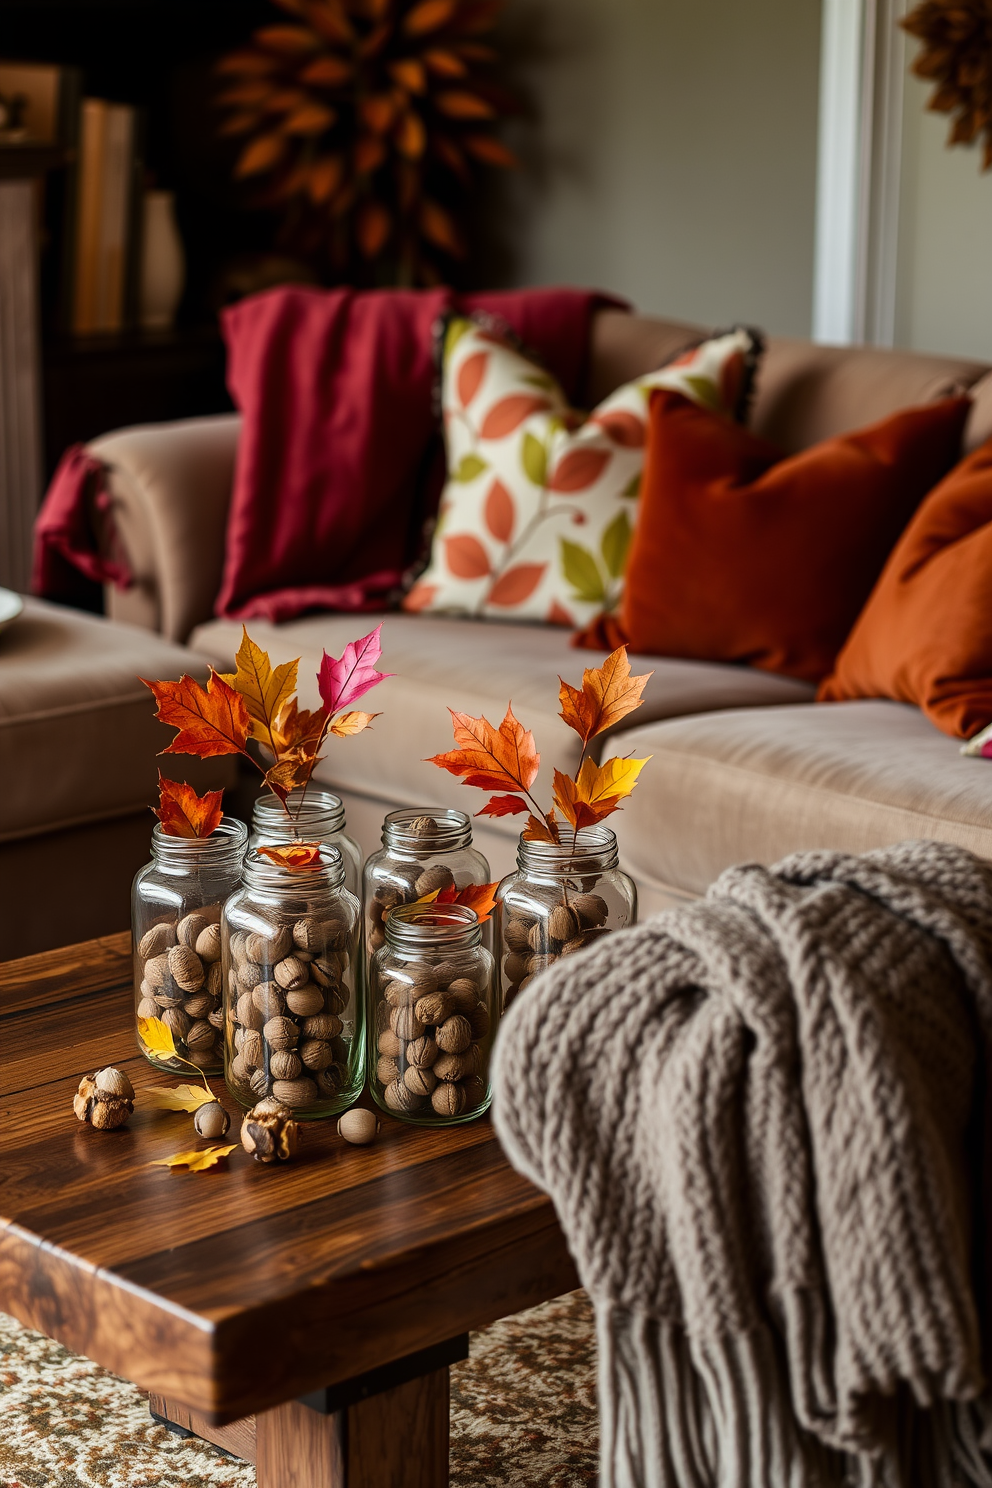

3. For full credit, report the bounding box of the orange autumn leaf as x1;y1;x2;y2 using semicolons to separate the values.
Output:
522;811;558;844
558;647;652;748
475;792;529;819
257;842;324;870
435;880;499;923
153;773;224;839
552;769;620;832
552;756;649;830
271;697;329;760
328;710;379;737
143;671;251;759
263;757;309;801
427;703;539;796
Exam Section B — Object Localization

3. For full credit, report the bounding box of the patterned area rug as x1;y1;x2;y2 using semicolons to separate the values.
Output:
0;1290;597;1488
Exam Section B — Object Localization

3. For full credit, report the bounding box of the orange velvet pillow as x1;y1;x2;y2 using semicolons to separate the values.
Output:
605;390;971;682
819;437;992;737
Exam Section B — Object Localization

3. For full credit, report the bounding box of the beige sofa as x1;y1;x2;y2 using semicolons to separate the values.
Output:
87;309;992;918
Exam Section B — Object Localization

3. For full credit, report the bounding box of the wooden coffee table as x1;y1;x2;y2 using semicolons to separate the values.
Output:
0;933;577;1486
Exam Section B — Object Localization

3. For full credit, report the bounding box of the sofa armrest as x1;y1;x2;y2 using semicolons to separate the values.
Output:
89;413;242;643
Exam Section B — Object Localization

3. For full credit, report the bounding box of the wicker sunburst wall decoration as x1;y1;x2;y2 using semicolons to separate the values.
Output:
217;0;517;284
902;0;992;170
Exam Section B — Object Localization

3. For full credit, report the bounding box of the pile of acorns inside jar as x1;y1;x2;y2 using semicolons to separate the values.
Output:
500;891;610;1009
226;915;353;1110
135;909;225;1071
374;953;492;1122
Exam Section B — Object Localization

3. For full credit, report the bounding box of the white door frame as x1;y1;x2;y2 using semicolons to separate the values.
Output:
812;0;907;346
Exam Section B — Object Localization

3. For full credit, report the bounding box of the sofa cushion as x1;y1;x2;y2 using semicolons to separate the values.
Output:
610;699;992;900
407;319;761;631
189;613;813;829
614;391;972;682
0;599;224;842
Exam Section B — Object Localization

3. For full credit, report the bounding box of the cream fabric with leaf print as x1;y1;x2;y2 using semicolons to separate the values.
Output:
404;317;762;629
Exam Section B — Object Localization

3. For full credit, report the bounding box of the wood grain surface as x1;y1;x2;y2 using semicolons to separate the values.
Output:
0;934;577;1423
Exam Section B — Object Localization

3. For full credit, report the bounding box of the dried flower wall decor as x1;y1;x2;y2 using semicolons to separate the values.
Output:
216;0;517;282
902;0;992;169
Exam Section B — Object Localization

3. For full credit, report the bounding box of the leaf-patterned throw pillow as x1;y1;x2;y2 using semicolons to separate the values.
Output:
404;317;763;627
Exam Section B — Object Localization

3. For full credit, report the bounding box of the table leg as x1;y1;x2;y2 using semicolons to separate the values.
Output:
154;1364;451;1488
255;1365;450;1488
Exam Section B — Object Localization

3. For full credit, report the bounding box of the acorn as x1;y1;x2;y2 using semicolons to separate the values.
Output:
337;1108;380;1145
73;1068;134;1130
240;1100;300;1164
193;1101;231;1139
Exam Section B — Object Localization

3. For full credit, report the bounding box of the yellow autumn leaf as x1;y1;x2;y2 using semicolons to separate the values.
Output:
328;710;379;737
137;1014;178;1061
145;1084;217;1113
575;754;650;806
150;1144;237;1172
219;627;299;748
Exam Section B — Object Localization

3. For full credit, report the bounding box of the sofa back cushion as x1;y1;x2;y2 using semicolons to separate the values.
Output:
819;436;992;739
610;390;973;682
587;311;990;453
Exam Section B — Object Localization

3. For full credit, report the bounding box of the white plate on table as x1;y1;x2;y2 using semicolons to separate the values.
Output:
0;589;24;632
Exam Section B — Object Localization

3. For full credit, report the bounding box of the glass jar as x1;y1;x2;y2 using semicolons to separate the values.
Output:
369;902;495;1125
132;817;248;1074
363;808;491;977
495;825;637;1012
222;844;363;1118
250;789;362;897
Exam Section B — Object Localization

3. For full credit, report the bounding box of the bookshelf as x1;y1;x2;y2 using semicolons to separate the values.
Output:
1;0;273;572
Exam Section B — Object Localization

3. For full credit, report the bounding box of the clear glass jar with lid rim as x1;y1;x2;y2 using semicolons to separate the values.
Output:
369;900;495;1125
494;824;636;1013
132;816;248;1075
250;787;362;897
222;842;363;1118
363;806;491;970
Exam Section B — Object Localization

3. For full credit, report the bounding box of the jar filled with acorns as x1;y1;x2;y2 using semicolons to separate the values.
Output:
369;901;494;1125
363;808;491;977
222;843;363;1118
250;789;362;898
495;825;636;1012
133;817;248;1074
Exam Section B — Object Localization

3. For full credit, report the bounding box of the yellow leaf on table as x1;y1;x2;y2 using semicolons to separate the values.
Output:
137;1015;179;1061
558;646;653;747
218;627;299;747
145;1084;217;1113
150;1144;237;1172
329;710;379;737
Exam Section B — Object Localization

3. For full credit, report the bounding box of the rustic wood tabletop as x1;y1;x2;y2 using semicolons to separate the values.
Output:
0;931;577;1487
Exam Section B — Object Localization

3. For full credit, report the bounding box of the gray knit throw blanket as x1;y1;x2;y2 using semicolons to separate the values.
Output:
492;841;992;1488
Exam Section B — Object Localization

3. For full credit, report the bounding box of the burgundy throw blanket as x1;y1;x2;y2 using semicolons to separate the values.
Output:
217;285;621;622
32;284;621;620
32;445;132;607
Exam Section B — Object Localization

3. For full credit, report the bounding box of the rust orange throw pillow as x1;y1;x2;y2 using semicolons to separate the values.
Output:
819;436;992;737
602;391;971;682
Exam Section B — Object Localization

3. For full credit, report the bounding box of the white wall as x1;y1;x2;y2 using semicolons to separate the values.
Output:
894;72;992;360
503;0;822;337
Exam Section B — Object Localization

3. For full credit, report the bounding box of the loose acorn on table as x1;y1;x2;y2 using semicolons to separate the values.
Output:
73;1067;135;1130
240;1099;300;1163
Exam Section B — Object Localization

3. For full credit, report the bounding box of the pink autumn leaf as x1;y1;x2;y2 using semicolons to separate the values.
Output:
317;624;393;716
